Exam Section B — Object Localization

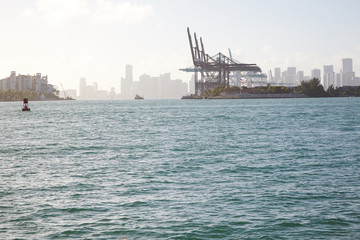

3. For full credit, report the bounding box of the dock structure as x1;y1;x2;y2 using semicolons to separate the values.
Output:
180;27;262;95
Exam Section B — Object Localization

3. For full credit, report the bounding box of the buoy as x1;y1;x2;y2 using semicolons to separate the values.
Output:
22;98;30;111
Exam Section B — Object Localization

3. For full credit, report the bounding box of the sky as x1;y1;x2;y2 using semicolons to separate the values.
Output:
1;0;360;93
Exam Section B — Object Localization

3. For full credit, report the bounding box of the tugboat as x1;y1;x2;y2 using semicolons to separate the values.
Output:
22;98;30;111
134;94;144;100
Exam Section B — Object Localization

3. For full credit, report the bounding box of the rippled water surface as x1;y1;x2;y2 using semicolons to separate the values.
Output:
1;98;360;239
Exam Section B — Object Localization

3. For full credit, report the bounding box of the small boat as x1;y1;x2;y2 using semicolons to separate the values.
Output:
22;98;30;111
134;94;144;100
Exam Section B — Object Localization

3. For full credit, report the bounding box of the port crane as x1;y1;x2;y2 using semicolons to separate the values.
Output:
60;83;67;99
180;27;262;95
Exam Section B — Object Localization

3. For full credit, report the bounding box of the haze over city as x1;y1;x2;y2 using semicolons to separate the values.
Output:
1;0;360;94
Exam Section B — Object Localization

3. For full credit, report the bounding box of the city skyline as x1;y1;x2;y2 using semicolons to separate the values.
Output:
75;66;189;99
1;0;360;92
2;55;358;100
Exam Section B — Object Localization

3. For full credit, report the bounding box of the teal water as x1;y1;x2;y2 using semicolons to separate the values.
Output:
1;98;360;239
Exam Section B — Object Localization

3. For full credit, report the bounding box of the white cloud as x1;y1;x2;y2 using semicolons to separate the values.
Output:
92;0;154;24
23;0;154;26
34;0;89;26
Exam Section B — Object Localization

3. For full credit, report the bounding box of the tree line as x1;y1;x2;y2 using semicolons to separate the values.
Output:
203;78;360;97
0;89;60;101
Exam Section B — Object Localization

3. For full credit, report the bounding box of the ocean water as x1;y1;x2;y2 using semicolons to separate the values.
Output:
1;98;360;239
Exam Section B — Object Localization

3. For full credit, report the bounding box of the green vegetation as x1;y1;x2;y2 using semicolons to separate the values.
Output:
297;78;360;97
339;85;360;97
326;85;339;97
297;78;327;97
202;84;293;97
267;85;293;94
355;86;360;96
0;89;60;101
198;78;360;98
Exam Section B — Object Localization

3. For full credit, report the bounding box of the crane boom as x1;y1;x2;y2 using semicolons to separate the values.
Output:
60;83;67;99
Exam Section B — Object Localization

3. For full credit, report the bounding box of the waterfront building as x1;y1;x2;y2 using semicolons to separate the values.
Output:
79;77;87;99
0;71;53;93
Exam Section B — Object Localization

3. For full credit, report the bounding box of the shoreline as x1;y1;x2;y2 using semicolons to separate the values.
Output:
212;92;308;99
0;98;75;102
182;92;308;99
182;92;359;99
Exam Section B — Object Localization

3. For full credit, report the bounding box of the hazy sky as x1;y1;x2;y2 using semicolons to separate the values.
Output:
1;0;360;92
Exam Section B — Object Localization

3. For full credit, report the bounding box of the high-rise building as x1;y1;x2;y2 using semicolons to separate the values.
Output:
189;75;195;94
342;58;355;86
126;64;133;82
324;72;335;90
335;73;341;88
323;65;333;75
311;69;321;81
323;65;334;90
79;77;87;99
297;71;304;84
274;68;281;83
109;87;116;99
93;82;98;91
342;58;353;73
287;67;296;75
286;67;296;85
121;64;133;97
0;71;51;93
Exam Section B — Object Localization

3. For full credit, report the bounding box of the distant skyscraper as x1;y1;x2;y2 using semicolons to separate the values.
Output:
267;70;273;82
323;65;334;89
109;87;116;99
274;68;281;82
121;64;133;97
297;71;304;84
311;69;321;81
281;71;287;84
324;73;335;90
335;73;341;88
126;64;133;82
342;58;353;73
189;75;195;94
287;67;296;75
286;67;296;85
323;65;333;76
342;58;355;86
79;77;87;98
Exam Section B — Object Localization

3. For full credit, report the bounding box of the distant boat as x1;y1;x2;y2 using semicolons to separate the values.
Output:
22;98;30;111
134;94;144;100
